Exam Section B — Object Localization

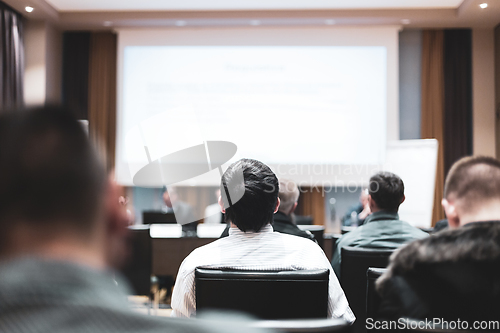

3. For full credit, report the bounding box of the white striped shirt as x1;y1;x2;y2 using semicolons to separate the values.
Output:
171;224;355;323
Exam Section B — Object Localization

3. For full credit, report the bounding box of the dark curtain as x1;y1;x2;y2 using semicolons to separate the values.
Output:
0;2;23;110
88;32;117;171
443;29;472;175
62;32;90;119
421;30;445;226
62;31;117;170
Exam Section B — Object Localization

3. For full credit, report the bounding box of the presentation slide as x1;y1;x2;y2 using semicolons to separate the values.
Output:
119;46;386;185
116;27;399;186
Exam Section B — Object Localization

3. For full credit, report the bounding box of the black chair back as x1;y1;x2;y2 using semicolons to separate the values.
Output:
366;267;387;320
251;318;352;333
195;268;329;319
142;211;176;224
120;226;152;296
299;225;325;249
340;247;393;333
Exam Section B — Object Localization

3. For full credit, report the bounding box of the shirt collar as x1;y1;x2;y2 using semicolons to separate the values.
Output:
228;223;274;236
365;210;399;223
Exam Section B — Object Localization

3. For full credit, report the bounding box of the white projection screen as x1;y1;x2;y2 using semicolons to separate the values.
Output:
116;27;400;187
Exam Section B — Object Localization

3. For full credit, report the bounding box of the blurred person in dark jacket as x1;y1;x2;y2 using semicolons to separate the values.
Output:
376;156;500;323
273;179;316;242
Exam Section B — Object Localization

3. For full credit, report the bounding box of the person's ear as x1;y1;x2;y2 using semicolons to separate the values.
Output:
274;197;281;213
106;179;129;231
401;195;406;204
442;198;459;228
104;177;130;268
218;195;226;213
368;194;376;211
290;202;298;215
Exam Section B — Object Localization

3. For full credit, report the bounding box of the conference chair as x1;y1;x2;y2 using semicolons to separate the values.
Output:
142;210;177;224
340;247;393;333
196;315;351;333
251;318;352;333
298;225;325;249
119;225;163;313
195;267;329;319
365;267;387;320
120;226;153;296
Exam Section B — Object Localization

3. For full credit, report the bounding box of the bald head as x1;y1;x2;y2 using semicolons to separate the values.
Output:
443;156;500;227
278;179;300;215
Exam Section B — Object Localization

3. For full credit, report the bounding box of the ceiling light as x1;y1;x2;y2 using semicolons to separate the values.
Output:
175;20;186;26
325;19;335;25
250;20;261;26
479;3;488;9
25;6;34;12
401;19;411;25
103;21;112;27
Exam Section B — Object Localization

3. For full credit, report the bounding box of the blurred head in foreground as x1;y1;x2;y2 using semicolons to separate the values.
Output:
0;106;129;268
442;155;500;228
368;171;405;213
219;158;279;232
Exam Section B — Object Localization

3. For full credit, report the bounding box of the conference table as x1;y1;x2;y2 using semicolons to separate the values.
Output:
148;224;337;278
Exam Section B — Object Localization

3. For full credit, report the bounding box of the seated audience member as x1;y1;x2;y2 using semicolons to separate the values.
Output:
376;156;500;322
341;189;370;227
204;189;224;224
162;187;197;234
218;179;316;241
273;179;316;242
0;106;251;333
331;172;428;278
171;159;355;322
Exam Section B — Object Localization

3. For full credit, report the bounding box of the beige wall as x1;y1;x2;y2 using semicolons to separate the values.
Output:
472;28;496;157
495;25;500;160
24;20;46;106
23;20;62;106
45;23;62;104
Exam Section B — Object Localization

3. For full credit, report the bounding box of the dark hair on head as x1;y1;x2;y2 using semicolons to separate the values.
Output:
444;156;500;207
0;106;107;236
368;171;404;212
220;158;279;232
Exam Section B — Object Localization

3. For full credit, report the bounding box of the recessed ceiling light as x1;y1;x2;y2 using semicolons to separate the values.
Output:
175;20;186;26
250;20;261;26
401;19;411;24
25;6;34;12
103;21;112;27
325;19;335;25
479;3;488;9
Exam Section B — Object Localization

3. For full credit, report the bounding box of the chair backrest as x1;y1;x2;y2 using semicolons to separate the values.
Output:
299;225;325;249
366;267;387;319
120;226;152;296
340;247;393;333
142;211;177;224
195;268;329;319
250;318;352;333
